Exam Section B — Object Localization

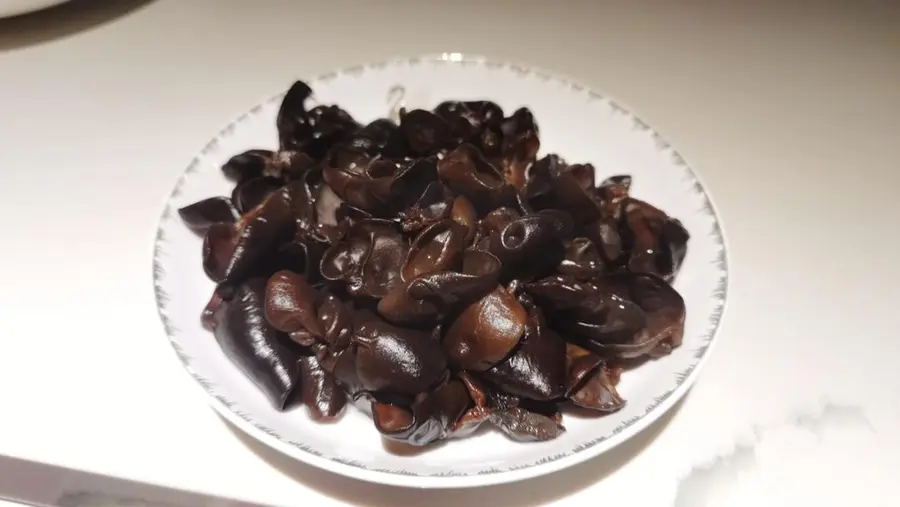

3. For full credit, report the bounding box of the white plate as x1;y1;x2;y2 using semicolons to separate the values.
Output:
152;55;728;488
0;0;68;18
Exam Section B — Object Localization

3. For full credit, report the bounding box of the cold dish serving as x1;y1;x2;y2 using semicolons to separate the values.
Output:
178;80;690;446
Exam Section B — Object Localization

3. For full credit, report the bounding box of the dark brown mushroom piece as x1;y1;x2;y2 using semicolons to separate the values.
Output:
212;278;303;410
564;173;631;267
288;329;317;347
450;195;477;242
437;143;510;214
546;273;685;361
321;147;393;214
661;218;690;281
320;220;407;298
316;292;354;352
221;149;274;182
375;378;472;446
525;274;593;310
303;105;360;160
202;186;295;285
379;247;502;325
269;237;325;283
291;173;322;228
376;281;439;326
596;272;687;358
523;154;557;210
447;377;565;441
566;163;597;191
276;80;315;152
231;176;283;214
596;175;631;214
390;157;439;212
405;378;472;445
434;100;505;146
569;363;624;413
583;217;626;267
271;150;317;182
359;223;408;298
564;343;624;412
447;372;493;437
564;343;604;394
336;202;375;222
621;198;690;282
178;197;239;233
406;249;502;308
622;198;664;276
201;287;227;331
264;270;324;338
299;355;347;421
316;342;362;397
277;80;359;158
557;237;606;280
497;107;540;189
372;401;415;436
443;286;528;371
313;179;343;229
488;394;565;442
473;206;520;249
402;219;467;281
526;275;649;352
353;315;448;396
487;209;574;281
563;292;649;353
347;119;404;157
481;304;567;401
518;398;564;424
489;209;574;259
548;159;604;225
397;181;455;233
399;109;455;155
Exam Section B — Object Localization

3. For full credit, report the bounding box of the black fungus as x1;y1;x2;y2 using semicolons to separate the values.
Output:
181;79;690;446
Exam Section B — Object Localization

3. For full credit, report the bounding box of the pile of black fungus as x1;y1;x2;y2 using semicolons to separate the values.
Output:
179;80;690;445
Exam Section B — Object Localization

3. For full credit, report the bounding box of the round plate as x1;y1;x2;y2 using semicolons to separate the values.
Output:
153;55;728;488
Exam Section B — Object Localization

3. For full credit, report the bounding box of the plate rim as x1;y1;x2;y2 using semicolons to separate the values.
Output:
151;53;730;488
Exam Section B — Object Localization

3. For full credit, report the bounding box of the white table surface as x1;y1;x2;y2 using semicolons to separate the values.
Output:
1;1;899;506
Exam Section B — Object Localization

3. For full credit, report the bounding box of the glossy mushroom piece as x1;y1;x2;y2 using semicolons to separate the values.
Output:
525;275;649;355
481;303;567;401
487;209;574;282
352;315;448;397
596;272;687;359
319;219;407;298
443;286;528;371
276;80;359;158
264;270;324;341
372;377;473;446
621;198;690;282
299;355;347;421
211;278;303;410
202;186;295;285
497;107;540;188
178;197;239;233
437;143;514;214
565;344;624;412
221;149;274;182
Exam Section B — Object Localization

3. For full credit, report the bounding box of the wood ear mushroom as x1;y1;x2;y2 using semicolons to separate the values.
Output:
180;78;691;446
